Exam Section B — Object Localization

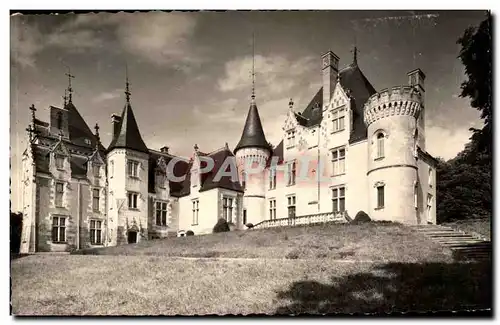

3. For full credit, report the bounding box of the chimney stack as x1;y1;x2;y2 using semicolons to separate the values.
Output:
160;146;169;154
407;68;426;150
111;114;121;139
321;51;340;107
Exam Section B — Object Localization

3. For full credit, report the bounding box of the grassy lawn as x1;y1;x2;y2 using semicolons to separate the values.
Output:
75;222;453;263
11;255;491;315
442;219;491;241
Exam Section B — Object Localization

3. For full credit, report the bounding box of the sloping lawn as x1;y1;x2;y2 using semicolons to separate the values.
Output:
75;222;453;263
11;255;491;315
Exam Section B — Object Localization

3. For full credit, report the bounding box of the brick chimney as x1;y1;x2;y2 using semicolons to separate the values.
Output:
111;114;121;139
160;146;169;154
321;51;339;107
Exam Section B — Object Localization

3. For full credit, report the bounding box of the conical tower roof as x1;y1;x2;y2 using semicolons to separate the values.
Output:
234;101;270;153
107;102;149;154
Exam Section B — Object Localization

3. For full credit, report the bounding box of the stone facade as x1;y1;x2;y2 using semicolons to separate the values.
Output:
19;48;438;253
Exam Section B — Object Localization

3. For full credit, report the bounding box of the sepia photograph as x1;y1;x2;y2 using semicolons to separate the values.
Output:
9;9;492;316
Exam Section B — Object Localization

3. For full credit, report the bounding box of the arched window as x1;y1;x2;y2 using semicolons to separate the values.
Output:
376;132;385;159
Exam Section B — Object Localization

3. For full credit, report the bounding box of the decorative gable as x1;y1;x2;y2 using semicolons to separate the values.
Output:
283;110;299;132
51;139;70;157
89;149;105;166
156;156;167;173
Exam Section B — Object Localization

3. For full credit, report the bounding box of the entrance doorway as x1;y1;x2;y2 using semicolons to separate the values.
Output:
128;231;137;244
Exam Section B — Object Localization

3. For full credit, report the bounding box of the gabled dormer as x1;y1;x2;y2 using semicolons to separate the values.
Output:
190;145;202;189
50;137;71;174
88;148;105;184
155;156;168;192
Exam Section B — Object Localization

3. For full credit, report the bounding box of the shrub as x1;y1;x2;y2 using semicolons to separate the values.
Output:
285;250;300;260
351;211;371;224
186;230;194;236
245;223;254;229
213;218;230;233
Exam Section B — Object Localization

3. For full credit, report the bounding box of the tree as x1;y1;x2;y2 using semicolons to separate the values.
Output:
457;13;492;157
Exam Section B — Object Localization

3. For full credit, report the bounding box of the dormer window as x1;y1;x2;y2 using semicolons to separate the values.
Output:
55;155;64;170
286;130;296;148
156;172;166;189
331;106;346;133
93;165;100;178
84;139;91;146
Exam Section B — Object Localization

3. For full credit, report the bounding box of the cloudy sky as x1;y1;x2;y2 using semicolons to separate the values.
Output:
10;10;487;211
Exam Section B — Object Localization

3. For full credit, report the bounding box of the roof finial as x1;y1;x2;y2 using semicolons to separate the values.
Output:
125;64;131;104
352;46;358;65
65;67;75;103
194;143;199;153
251;32;256;104
29;104;37;123
289;98;294;110
63;88;68;106
94;123;100;143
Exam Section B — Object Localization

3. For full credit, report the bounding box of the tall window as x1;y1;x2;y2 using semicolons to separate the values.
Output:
269;199;277;219
331;107;346;132
269;168;277;190
287;161;296;186
286;130;296;148
241;171;246;190
55;156;64;169
92;189;100;212
332;186;346;212
192;199;199;225
376;133;385;159
428;167;433;187
243;209;247;225
331;147;346;176
414;183;418;208
377;185;385;209
223;197;234;223
287;195;296;218
127;192;138;209
127;160;139;178
90;220;102;245
52;216;66;243
93;165;100;177
156;201;168;226
426;194;433;222
55;182;64;207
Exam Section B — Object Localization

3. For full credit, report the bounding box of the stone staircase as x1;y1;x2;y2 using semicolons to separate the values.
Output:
410;224;491;261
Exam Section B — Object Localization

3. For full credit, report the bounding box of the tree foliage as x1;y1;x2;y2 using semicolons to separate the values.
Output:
436;14;492;223
457;13;492;156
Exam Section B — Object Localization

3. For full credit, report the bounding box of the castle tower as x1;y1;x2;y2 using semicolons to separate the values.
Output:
363;83;424;224
234;36;271;225
106;71;150;245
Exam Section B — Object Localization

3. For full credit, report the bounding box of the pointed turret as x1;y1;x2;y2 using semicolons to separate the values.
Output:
234;101;270;153
107;71;148;154
234;35;270;154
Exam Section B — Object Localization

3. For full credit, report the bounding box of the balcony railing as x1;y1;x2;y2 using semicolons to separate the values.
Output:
253;211;348;229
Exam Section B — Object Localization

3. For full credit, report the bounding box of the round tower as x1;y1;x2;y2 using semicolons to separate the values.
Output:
234;99;271;226
363;86;423;224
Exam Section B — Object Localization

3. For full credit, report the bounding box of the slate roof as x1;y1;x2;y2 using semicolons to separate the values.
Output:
199;147;243;193
32;140;98;178
267;140;284;167
234;101;271;153
339;63;377;144
148;150;191;197
107;103;149;154
64;102;102;149
295;63;376;144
